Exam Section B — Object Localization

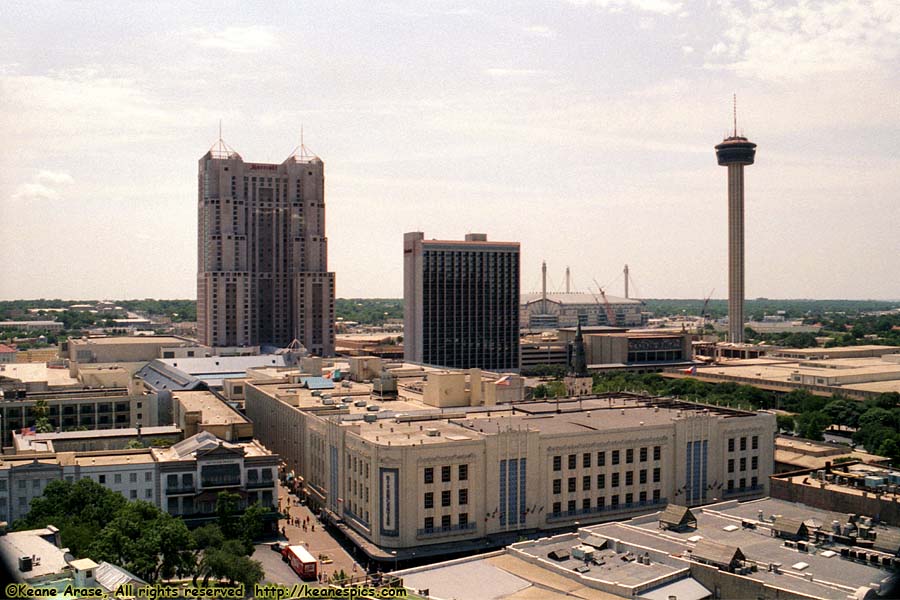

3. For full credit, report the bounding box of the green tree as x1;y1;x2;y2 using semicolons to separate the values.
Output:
14;479;127;556
89;501;193;582
33;398;53;433
776;414;795;433
215;492;242;539
237;502;267;551
795;411;831;441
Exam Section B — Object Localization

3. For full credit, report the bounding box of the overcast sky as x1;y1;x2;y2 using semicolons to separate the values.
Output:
1;0;898;301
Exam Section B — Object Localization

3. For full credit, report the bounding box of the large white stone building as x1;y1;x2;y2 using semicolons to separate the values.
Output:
244;369;776;561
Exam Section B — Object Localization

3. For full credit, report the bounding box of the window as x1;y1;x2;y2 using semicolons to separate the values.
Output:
653;467;661;483
653;446;661;461
653;489;661;501
583;498;591;510
99;475;106;484
625;493;633;505
728;459;735;473
751;456;758;470
639;469;647;484
582;475;591;491
639;491;647;503
611;495;619;507
424;492;434;509
459;464;468;481
568;454;576;470
626;448;634;464
728;438;735;452
441;490;451;507
130;473;137;483
597;474;605;489
553;456;561;471
752;435;759;450
751;476;758;488
740;457;747;471
130;490;137;499
625;471;633;486
568;477;576;493
727;480;734;490
145;489;152;498
640;447;648;462
459;489;468;505
740;477;746;489
612;450;620;465
583;453;591;468
597;451;606;467
740;437;747;451
553;501;561;514
553;479;561;494
459;513;468;527
441;465;451;482
424;517;434;530
597;496;605;509
567;500;576;513
145;472;152;482
33;479;41;489
424;468;434;484
441;515;451;529
612;473;620;488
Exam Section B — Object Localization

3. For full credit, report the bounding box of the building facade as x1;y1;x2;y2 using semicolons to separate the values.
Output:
521;293;644;330
404;232;520;371
197;141;335;355
0;431;279;530
245;378;776;558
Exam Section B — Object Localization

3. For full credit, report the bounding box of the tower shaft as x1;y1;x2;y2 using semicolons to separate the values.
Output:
727;164;745;343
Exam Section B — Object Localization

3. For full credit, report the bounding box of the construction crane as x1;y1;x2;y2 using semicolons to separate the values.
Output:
592;278;617;326
697;289;715;334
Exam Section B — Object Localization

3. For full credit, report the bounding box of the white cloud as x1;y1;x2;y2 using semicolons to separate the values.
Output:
523;25;556;38
11;170;73;202
188;26;277;54
681;45;694;54
567;0;684;16
706;0;900;80
484;68;545;77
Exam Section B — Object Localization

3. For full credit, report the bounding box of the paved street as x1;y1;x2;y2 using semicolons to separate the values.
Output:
256;483;363;585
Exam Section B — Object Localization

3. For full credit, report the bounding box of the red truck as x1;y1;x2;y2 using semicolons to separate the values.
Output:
283;544;318;580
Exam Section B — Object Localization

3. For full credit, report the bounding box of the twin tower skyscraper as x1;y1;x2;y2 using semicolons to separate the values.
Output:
196;138;335;355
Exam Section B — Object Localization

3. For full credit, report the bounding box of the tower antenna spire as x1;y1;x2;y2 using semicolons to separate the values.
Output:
219;118;222;141
733;94;737;137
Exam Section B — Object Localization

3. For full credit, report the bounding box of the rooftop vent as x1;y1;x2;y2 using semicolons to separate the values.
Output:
425;428;441;437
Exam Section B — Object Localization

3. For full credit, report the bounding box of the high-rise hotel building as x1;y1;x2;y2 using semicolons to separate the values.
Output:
197;141;335;355
404;232;520;371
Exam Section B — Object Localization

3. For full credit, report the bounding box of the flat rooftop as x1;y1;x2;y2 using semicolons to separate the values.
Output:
580;498;899;600
173;390;249;425
0;528;69;581
0;362;77;386
69;335;189;346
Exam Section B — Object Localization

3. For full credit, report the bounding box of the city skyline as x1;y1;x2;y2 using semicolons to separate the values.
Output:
2;1;899;301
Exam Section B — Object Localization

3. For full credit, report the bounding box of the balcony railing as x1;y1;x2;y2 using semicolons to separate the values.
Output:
167;485;196;495
201;478;241;489
723;485;763;497
546;498;667;522
416;522;476;537
246;479;274;489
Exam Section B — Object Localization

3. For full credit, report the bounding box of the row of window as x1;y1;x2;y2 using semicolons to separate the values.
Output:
423;513;468;530
552;489;661;514
424;488;468;508
728;435;759;452
552;468;661;494
423;464;468;484
553;447;662;471
727;456;759;473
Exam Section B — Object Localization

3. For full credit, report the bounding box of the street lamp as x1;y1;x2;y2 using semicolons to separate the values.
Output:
390;550;398;572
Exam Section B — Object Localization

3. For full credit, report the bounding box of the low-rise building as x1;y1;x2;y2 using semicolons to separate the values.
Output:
11;425;183;453
521;292;644;329
171;390;252;441
0;432;279;531
771;462;900;527
0;321;64;332
399;497;900;600
0;344;18;364
774;435;888;473
245;369;775;562
62;335;199;378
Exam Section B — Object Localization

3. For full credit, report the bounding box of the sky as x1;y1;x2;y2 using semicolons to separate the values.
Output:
1;0;898;301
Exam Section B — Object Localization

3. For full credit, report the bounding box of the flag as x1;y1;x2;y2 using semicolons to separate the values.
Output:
682;366;697;375
496;376;511;386
20;426;36;436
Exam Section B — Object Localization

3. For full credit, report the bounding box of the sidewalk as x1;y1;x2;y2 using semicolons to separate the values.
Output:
277;485;363;583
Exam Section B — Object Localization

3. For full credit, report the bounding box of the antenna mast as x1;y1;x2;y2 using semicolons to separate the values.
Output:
733;94;737;137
